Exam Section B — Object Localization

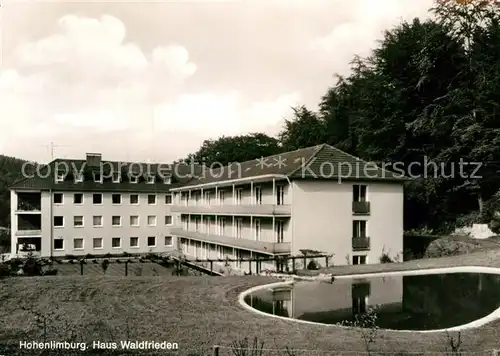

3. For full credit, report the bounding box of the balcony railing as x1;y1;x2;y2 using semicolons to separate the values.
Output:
352;237;370;251
172;204;291;216
172;228;291;254
17;201;41;212
15;229;42;237
352;201;370;214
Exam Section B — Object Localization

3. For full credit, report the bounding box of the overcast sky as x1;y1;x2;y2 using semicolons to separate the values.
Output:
0;0;432;163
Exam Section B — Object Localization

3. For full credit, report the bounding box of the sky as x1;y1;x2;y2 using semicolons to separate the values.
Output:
0;0;433;163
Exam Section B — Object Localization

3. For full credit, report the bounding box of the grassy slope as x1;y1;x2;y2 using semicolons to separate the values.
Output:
2;249;500;355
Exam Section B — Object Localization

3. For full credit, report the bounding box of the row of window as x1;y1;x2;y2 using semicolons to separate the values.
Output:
53;215;174;227
54;193;173;205
56;171;172;185
53;235;173;250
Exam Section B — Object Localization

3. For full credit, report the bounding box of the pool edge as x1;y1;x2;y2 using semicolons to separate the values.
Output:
238;265;500;333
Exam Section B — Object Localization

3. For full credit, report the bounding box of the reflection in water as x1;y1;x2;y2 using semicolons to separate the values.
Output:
244;272;500;331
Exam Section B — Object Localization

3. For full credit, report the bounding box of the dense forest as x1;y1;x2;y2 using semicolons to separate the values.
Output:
1;0;499;245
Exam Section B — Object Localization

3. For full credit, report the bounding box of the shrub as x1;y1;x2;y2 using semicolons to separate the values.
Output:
23;256;43;276
43;268;58;276
306;260;319;270
489;217;500;234
101;259;110;273
379;253;393;263
0;263;10;278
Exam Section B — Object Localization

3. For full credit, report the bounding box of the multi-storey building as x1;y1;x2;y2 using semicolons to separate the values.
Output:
171;144;406;272
9;144;406;272
9;153;197;257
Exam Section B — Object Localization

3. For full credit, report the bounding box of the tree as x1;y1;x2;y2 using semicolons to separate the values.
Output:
185;133;282;166
278;106;326;151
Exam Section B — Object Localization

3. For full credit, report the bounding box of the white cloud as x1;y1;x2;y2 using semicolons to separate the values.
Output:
310;0;433;72
0;13;301;162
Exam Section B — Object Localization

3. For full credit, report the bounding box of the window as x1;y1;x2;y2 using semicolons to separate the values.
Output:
73;238;84;250
275;220;284;243
54;238;64;250
353;220;367;238
147;215;156;226
93;171;102;183
218;190;225;205
194;192;200;205
147;175;155;184
54;193;63;204
112;172;121;183
235;188;243;205
165;215;173;226
112;194;121;204
73;216;84;227
93;215;103;227
254;219;261;240
353;255;367;265
93;194;102;204
194;217;200;232
130;215;139;226
129;175;139;184
204;192;212;205
54;216;64;227
55;171;65;182
353;185;367;202
112;237;121;248
218;218;226;236
74;172;84;183
254;186;262;205
73;193;83;204
165;194;173;205
235;218;243;239
148;194;156;205
147;236;156;247
164;176;172;184
130;237;139;248
93;238;103;249
130;194;139;204
112;216;121;226
276;185;285;205
164;236;173;246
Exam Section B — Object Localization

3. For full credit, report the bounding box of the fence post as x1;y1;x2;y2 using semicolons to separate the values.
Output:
80;260;84;276
125;261;128;276
210;260;213;273
212;345;220;356
325;256;329;268
292;257;296;272
303;255;307;270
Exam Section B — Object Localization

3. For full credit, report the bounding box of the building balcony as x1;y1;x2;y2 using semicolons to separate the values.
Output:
172;204;291;216
352;201;370;215
352;237;370;251
15;229;42;237
171;228;291;255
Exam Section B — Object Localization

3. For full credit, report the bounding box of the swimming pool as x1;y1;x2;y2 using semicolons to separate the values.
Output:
240;267;500;332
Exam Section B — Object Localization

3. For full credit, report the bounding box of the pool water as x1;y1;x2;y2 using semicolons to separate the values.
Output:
243;272;500;330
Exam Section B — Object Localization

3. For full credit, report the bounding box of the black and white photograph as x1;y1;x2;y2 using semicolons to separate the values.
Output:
1;0;500;354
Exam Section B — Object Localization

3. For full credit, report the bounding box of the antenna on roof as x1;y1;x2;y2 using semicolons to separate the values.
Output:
39;141;68;161
151;105;156;162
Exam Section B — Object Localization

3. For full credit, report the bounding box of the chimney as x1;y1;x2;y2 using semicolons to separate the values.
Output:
86;153;102;167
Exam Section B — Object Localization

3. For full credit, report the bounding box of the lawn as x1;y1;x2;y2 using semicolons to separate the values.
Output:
2;248;500;355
